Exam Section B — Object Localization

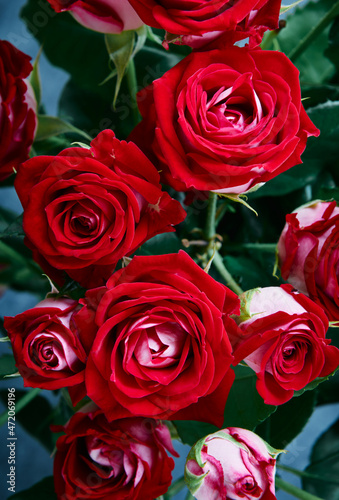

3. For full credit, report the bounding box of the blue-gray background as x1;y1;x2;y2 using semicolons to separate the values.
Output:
0;0;338;499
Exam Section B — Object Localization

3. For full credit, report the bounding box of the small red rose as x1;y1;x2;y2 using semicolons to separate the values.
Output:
0;40;37;181
15;129;186;288
53;405;178;500
230;285;339;405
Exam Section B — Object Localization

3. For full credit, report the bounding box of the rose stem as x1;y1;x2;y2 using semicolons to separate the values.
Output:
163;476;186;499
275;477;324;500
0;388;41;427
277;464;339;485
205;192;244;295
125;58;141;127
225;243;277;252
288;1;339;62
184;492;195;500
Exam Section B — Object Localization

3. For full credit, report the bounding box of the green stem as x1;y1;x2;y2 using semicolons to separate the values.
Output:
205;192;218;241
226;243;277;253
164;476;186;499
275;477;325;500
0;388;41;427
125;58;140;126
185;492;195;500
213;250;244;295
288;1;339;62
205;192;243;295
277;464;339;485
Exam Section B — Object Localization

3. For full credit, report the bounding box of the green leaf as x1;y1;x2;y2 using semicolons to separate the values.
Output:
223;365;276;429
276;0;336;84
303;418;339;499
303;101;339;161
0;214;24;239
105;31;136;107
135;232;183;256
0;354;17;379
173;420;219;447
30;46;43;106
280;0;306;14
325;17;339;71
256;390;316;449
35;115;92;142
248;161;323;198
223;253;279;291
10;476;57;500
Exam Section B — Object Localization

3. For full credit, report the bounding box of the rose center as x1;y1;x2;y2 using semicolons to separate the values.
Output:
86;436;124;479
235;475;262;498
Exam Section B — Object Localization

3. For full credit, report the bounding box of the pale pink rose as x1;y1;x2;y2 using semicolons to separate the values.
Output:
278;200;339;322
185;427;279;500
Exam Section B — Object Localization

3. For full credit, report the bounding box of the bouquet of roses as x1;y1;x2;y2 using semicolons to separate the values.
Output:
1;0;339;499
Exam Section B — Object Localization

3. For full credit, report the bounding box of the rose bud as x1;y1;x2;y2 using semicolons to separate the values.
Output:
0;40;37;181
78;251;239;426
130;47;319;196
15;129;186;289
4;297;91;404
53;405;178;500
127;0;281;48
278;200;339;324
46;0;143;33
230;285;339;405
185;427;280;500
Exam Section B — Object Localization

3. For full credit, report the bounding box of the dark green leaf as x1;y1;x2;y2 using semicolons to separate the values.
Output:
0;354;17;379
135;232;183;256
30;47;42;107
223;253;279;291
256;390;316;449
325;17;339;71
276;0;336;84
223;365;276;429
303;418;339;499
248;161;323;198
173;420;218;447
10;476;57;500
303;101;339;161
35;115;92;142
0;214;24;239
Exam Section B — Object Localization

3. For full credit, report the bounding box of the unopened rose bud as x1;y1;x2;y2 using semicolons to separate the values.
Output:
185;427;281;500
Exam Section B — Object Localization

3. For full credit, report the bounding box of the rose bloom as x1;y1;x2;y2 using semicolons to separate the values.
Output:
278;200;339;323
130;47;319;195
47;0;143;33
4;297;90;404
15;129;186;289
127;0;281;47
78;251;239;426
53;405;178;500
0;40;37;181
230;285;339;405
185;427;279;500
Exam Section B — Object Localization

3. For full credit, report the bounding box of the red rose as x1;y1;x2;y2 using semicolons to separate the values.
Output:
0;40;37;181
47;0;143;33
15;130;186;288
78;251;239;426
185;427;279;500
4;297;90;404
278;200;339;323
127;0;281;46
130;47;319;195
231;285;339;405
53;405;178;500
